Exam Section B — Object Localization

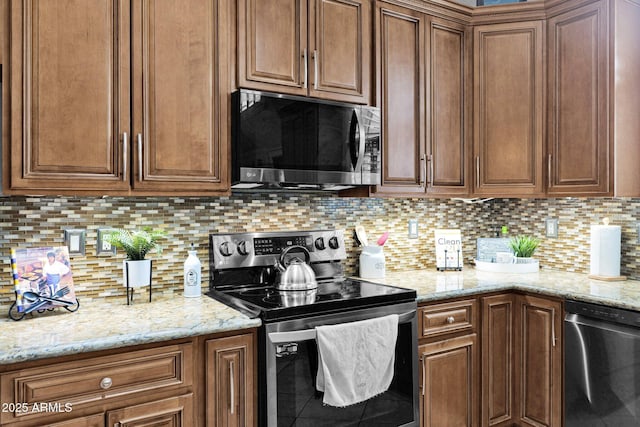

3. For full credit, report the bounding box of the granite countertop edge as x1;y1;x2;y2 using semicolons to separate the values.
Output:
2;268;638;366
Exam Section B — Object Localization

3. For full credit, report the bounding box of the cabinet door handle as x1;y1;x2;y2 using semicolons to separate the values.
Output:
419;155;426;186
313;50;318;90
551;308;556;347
302;49;308;89
122;132;128;181
475;156;480;188
446;316;455;324
428;154;433;187
229;360;235;415
548;154;552;189
137;134;143;182
421;356;426;396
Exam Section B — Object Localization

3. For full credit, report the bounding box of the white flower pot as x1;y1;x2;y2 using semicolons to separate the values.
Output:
123;259;152;288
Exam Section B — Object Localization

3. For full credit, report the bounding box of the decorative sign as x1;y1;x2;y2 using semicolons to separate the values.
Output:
476;238;512;262
434;229;463;271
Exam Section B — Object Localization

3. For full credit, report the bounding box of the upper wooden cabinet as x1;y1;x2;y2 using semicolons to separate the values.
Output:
374;1;425;195
473;20;545;197
374;2;471;197
8;0;230;195
547;0;640;197
238;0;371;104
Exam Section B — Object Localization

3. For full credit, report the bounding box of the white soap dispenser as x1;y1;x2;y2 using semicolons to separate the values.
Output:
183;244;202;298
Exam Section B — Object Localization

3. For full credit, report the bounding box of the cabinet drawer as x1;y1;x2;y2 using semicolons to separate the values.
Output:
419;299;478;338
0;343;193;424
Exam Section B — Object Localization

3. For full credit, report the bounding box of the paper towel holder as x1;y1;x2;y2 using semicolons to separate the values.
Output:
588;217;627;282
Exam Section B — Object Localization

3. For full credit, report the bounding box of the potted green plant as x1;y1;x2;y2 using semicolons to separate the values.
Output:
104;227;166;289
508;235;540;264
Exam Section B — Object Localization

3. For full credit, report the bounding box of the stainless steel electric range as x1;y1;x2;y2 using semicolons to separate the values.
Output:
208;230;419;427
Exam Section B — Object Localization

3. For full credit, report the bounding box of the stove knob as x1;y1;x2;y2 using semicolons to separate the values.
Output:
237;240;249;256
328;236;340;249
219;241;234;257
314;237;326;250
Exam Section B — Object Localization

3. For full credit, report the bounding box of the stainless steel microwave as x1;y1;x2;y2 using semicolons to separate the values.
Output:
231;89;380;191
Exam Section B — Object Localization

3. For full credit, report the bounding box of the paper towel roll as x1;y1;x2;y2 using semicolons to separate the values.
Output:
590;224;621;277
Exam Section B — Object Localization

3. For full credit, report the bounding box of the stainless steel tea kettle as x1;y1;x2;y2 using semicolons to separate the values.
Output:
274;245;318;291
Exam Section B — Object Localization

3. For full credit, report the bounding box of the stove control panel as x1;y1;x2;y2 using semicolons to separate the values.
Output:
210;230;347;270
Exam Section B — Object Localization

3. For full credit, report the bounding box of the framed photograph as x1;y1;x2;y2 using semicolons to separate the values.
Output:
10;246;77;314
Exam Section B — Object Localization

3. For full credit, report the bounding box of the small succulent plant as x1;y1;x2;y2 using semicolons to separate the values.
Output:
508;235;540;258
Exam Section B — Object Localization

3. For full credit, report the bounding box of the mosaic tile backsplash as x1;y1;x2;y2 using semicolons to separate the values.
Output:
1;195;639;309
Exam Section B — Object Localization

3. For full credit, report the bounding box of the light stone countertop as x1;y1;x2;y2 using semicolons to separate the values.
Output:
362;267;640;310
2;268;638;366
0;295;261;366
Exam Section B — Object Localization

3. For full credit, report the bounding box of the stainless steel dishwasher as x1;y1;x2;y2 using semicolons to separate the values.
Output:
565;300;640;426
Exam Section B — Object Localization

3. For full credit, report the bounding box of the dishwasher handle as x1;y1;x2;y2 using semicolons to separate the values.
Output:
565;312;640;339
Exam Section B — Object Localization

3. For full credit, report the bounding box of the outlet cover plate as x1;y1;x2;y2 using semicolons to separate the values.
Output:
545;218;559;238
64;229;86;256
97;228;117;255
408;219;419;239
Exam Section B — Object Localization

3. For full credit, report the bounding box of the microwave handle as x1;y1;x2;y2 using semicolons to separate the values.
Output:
268;311;415;344
352;108;367;172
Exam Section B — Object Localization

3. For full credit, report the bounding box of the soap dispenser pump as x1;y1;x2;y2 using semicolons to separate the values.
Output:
183;244;201;298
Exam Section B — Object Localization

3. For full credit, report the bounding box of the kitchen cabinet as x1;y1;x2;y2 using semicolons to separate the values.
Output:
106;394;194;426
374;1;471;197
473;20;544;197
0;342;194;426
205;333;255;427
7;0;230;195
547;0;640;196
481;293;562;427
237;0;371;104
418;299;479;427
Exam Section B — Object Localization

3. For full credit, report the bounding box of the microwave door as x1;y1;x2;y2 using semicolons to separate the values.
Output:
349;109;366;175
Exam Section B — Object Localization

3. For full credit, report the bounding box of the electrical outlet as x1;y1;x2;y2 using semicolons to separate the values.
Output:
545;218;559;238
97;228;116;255
408;219;419;239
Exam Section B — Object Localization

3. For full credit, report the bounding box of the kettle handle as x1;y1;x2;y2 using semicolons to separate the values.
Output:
279;245;311;267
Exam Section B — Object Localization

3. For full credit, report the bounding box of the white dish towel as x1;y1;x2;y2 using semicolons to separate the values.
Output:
315;314;399;407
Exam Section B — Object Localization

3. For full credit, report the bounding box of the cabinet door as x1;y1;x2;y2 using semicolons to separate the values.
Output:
515;295;562;427
547;1;609;196
473;21;544;197
426;17;471;196
206;334;255;427
131;0;229;193
308;0;371;104
106;394;194;427
420;334;478;427
9;0;130;193
374;2;425;195
238;0;307;95
481;294;515;427
45;414;103;427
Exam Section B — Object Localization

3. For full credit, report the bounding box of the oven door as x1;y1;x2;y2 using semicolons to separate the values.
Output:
263;302;418;427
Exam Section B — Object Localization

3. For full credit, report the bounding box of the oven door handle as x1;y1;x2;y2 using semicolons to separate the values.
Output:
268;311;415;344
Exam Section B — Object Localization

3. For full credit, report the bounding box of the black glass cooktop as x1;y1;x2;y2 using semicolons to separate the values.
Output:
207;278;416;322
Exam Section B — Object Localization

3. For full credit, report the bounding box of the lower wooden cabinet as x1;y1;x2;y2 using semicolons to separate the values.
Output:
419;334;478;427
481;293;562;427
205;334;255;427
106;394;194;427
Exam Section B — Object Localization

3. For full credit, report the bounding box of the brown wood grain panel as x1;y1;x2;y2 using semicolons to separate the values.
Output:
106;393;194;427
10;0;130;191
375;2;425;194
427;17;471;196
420;298;477;339
473;21;544;197
481;294;515;427
206;334;255;427
547;1;609;195
420;334;478;427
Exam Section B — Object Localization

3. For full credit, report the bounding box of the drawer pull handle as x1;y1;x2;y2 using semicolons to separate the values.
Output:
446;316;455;324
100;377;113;390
